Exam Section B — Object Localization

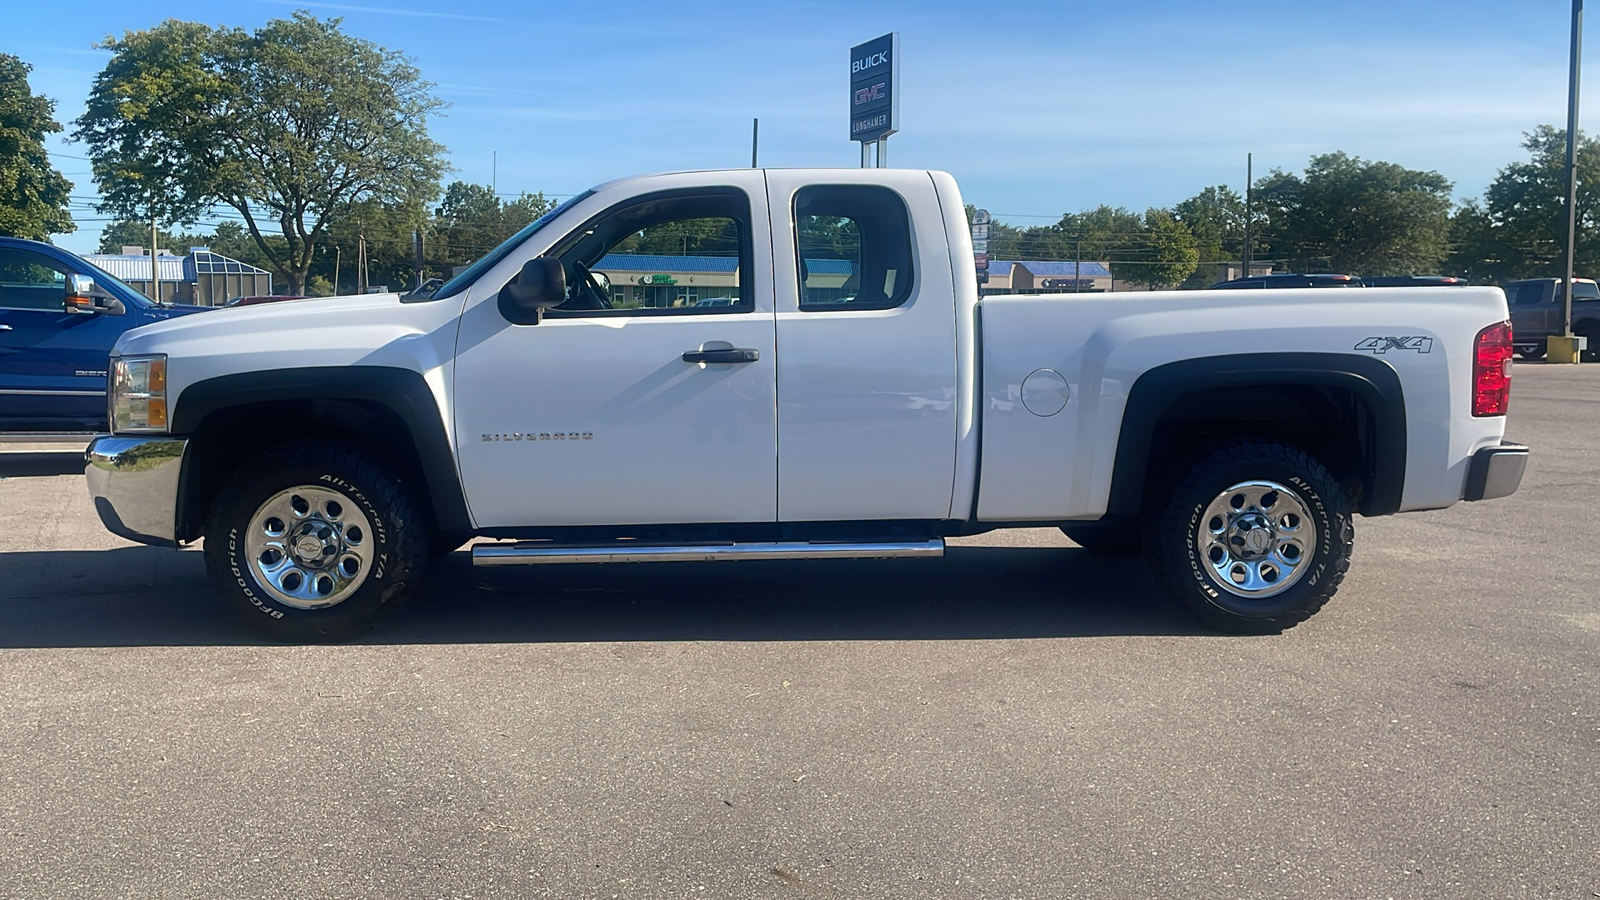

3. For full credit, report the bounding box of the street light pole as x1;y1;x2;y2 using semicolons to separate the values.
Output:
1242;153;1253;280
1562;0;1584;358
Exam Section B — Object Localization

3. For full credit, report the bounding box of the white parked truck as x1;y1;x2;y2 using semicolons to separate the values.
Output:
85;168;1528;641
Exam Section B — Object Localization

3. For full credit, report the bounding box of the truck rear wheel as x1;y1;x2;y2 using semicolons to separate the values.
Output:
1145;441;1352;634
202;439;429;642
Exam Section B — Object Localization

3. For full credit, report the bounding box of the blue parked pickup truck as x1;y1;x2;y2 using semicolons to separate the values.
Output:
0;237;212;433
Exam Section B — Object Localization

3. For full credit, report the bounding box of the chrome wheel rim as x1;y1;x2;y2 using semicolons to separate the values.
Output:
1196;480;1316;599
244;485;374;610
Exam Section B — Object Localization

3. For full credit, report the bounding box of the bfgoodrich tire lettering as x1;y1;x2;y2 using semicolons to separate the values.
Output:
203;439;428;642
1146;441;1353;634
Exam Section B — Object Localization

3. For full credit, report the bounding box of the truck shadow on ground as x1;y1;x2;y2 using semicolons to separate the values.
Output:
0;544;1216;648
0;451;86;478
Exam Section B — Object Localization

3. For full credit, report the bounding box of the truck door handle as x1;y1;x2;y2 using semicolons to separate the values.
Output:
682;348;759;364
0;324;12;332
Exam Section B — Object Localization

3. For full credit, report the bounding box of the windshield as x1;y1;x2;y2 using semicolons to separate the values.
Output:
431;190;594;301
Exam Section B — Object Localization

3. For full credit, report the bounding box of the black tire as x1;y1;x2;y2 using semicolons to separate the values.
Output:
1578;325;1600;363
1060;525;1143;556
1517;345;1546;361
203;439;429;642
1145;441;1353;634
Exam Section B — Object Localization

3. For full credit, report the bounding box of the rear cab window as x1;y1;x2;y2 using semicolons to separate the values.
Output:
1510;283;1547;307
794;186;914;311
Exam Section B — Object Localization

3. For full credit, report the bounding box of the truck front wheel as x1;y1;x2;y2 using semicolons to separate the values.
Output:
202;439;429;642
1145;441;1352;634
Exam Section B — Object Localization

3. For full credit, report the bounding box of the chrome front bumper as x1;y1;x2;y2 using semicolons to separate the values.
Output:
84;435;189;547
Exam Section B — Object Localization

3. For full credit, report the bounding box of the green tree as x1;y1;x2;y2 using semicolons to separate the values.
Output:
1451;126;1600;281
96;219;213;254
1112;208;1199;289
430;181;551;270
1442;201;1506;283
75;13;447;293
1057;205;1144;266
0;54;73;240
1173;186;1246;287
615;217;740;256
1253;151;1452;275
984;220;1024;258
501;191;553;232
328;197;426;293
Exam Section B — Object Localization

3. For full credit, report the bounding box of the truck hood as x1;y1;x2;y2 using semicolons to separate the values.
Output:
113;291;461;404
121;292;404;349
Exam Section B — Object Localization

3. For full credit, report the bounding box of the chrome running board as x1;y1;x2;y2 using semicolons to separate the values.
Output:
471;538;945;567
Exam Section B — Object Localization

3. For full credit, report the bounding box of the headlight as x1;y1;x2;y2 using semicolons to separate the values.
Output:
110;355;169;433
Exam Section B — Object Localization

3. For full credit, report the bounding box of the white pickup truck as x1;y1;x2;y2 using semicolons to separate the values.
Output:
85;168;1528;641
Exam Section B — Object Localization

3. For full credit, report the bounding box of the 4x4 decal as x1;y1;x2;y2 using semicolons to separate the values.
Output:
1354;336;1433;354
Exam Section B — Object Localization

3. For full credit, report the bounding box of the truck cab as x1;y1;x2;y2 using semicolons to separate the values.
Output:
0;237;210;433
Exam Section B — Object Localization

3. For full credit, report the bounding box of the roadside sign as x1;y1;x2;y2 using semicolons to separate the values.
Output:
850;32;899;143
972;208;990;283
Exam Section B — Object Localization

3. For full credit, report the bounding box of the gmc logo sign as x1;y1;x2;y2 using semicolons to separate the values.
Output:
855;82;886;106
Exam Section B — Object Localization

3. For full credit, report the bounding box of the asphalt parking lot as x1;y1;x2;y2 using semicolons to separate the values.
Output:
1;364;1595;900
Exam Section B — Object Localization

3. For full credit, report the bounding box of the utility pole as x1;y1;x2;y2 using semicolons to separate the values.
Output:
333;245;342;296
414;227;424;290
150;213;159;303
1559;0;1585;362
1242;153;1253;280
356;231;367;295
1074;237;1082;293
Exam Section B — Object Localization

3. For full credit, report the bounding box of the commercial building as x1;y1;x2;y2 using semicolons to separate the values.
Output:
980;260;1112;295
85;247;273;306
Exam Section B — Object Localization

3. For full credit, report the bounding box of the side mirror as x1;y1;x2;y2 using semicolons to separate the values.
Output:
64;274;126;316
498;257;567;325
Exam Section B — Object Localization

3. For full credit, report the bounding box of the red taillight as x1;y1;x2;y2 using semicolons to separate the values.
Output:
1473;320;1514;417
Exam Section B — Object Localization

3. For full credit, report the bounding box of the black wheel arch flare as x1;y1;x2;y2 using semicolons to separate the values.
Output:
1106;353;1408;519
170;366;472;542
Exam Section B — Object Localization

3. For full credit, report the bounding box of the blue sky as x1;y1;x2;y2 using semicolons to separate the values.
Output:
7;0;1591;254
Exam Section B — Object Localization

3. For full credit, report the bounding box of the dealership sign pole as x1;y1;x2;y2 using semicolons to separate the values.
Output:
850;32;899;167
